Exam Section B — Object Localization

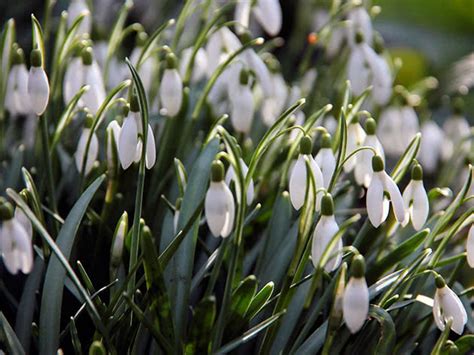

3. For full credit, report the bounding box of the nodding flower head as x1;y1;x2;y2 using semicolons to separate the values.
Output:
402;163;429;230
27;48;49;115
159;52;183;117
433;275;467;335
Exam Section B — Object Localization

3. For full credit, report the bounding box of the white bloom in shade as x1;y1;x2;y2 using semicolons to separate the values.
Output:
419;121;444;174
467;224;474;268
27;49;50;116
367;155;405;228
289;137;324;211
225;158;254;206
315;133;336;189
179;47;208;83
80;47;106;114
346;6;373;48
130;32;155;94
312;194;342;272
67;0;91;35
144;124;156;169
441;114;471;161
344;119;366;172
326;25;345;59
63;56;83;105
343;255;369;333
261;72;288;126
378;105;419;156
205;161;235;238
402;164;429;231
252;0;282;36
14;207;32;239
5;49;30;116
74;120;99;175
347;39;370;97
355;118;385;187
433;275;467;335
106;120;121;171
230;69;255;134
159;53;183;117
362;46;392;105
234;0;251;34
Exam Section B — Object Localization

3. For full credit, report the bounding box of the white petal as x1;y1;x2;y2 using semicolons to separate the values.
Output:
382;172;406;223
367;173;385;227
252;0;282;36
402;180;414;227
311;215;340;272
160;69;183;117
205;182;235;237
410;180;429;231
315;148;336;189
1;220;32;274
419;122;444;174
343;277;369;333
230;85;254;133
243;49;274;98
289;156;307;210
118;114;139;169
438;286;468;335
433;291;445;332
14;207;33;239
344;123;366;172
309;156;324;211
145;124;156;169
82;64;106;114
28;67;50;115
173;210;180;234
234;0;251;34
347;6;373;47
467;225;474;268
67;0;91;35
220;183;235;238
347;46;370;97
74;128;97;175
362;44;392;105
63;57;83;105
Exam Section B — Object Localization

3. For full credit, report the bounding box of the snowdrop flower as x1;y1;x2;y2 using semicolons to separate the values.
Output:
159;53;183;117
261;69;288;126
67;0;91;36
14;206;33;240
234;0;252;34
467;224;474;268
118;96;156;170
179;47;208;84
355;118;384;187
74;114;98;175
173;198;182;234
346;5;373;48
27;48;50;116
225;157;254;206
402;164;429;231
80;47;106;114
367;155;405;228
252;0;282;36
315;133;336;189
230;69;255;134
344;117;366;172
441;112;471;161
342;255;369;334
5;47;30;116
205;160;235;238
63;49;84;105
0;199;33;274
110;212;128;269
106;120;121;174
419;121;444;174
311;194;342;272
378;104;419;157
347;33;370;98
433;275;467;335
289;136;324;210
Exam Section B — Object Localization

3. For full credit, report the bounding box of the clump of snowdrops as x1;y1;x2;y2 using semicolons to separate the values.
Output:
0;0;473;354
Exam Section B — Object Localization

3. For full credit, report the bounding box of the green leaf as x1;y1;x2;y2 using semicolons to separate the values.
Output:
31;15;45;67
0;312;25;355
245;282;274;320
455;335;474;354
37;175;105;355
225;276;258;338
390;133;421;183
431;319;452;355
367;305;396;355
185;296;216;355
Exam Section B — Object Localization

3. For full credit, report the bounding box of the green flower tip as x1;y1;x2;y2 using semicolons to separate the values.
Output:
19;189;30;204
300;136;313;155
355;30;364;44
85;113;94;128
435;275;446;289
365;117;376;135
240;31;252;44
88;340;106;355
122;104;130;117
136;31;148;47
350;254;366;278
452;97;464;115
447;343;459;355
0;198;14;221
176;197;182;210
239;69;249;86
211;160;225;182
373;33;385;54
129;94;140;112
321;193;334;216
12;47;25;65
372;155;384;172
321;133;332;149
166;53;178;69
30;48;42;67
411;163;423;181
81;47;93;66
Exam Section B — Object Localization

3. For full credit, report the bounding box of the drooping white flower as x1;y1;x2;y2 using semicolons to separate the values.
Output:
419;121;444;174
362;45;392;105
346;6;373;48
433;275;467;335
179;47;208;84
27;49;50;116
441;113;471;161
67;0;91;36
230;69;255;134
205;160;235;238
63;54;83;105
74;115;99;175
14;207;33;239
0;202;33;275
344;118;366;172
355;118;384;187
5;48;30;116
261;71;288;126
225;157;254;206
80;47;106;114
311;194;342;272
289;136;324;210
106;120;121;173
367;155;405;228
402;164;429;231
234;0;252;34
343;255;369;334
467;224;474;268
110;212;128;269
378;104;419;157
347;34;371;97
252;0;282;36
159;53;183;117
315;133;336;189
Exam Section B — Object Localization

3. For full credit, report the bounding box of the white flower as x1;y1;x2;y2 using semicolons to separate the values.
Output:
261;72;288;126
343;255;369;334
63;56;83;105
14;207;33;239
159;53;183;117
354;118;385;187
402;164;429;230
367;155;405;228
106;120;121;172
344;119;366;172
433;276;467;335
289;137;324;210
361;46;392;105
441;114;471;161
252;0;282;36
130;33;155;94
230;70;255;134
74;121;99;175
67;0;91;36
27;49;49;116
347;40;370;97
179;47;208;83
80;47;106;114
467;224;474;268
234;0;251;34
315;133;336;189
5;50;30;116
0;213;33;275
419;121;444;174
205;161;235;238
225;158;254;206
346;6;373;48
311;194;342;272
